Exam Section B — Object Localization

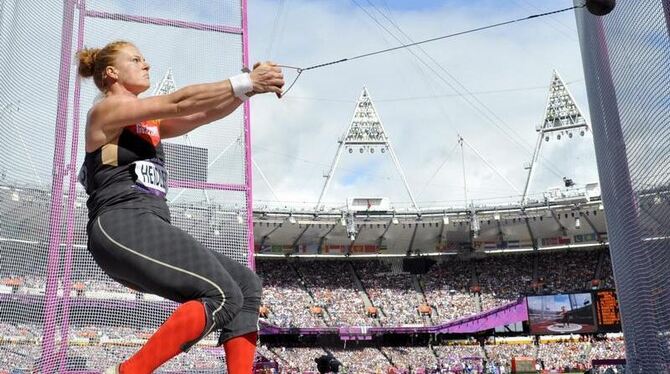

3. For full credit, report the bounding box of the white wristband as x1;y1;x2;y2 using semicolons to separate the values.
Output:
229;73;253;102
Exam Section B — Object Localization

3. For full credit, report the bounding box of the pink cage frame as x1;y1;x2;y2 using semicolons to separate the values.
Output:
41;1;253;372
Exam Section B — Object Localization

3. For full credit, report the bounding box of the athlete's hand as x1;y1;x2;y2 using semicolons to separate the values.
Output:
249;61;284;98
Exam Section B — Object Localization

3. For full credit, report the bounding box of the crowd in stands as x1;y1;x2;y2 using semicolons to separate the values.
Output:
0;343;41;371
477;255;534;311
433;344;484;372
0;323;41;340
329;347;390;374
486;343;536;371
2;250;616;329
1;250;623;373
383;346;438;371
293;261;376;327
354;261;425;326
1;324;222;345
599;255;616;289
419;260;479;322
536;337;626;372
256;261;328;328
536;251;599;294
253;337;625;373
0;322;223;371
590;338;626;360
2;275;133;295
537;340;590;372
259;346;325;373
0;318;625;373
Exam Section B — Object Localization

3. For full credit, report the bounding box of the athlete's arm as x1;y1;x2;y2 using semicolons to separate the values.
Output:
159;97;242;139
159;62;284;139
89;80;238;132
90;62;283;134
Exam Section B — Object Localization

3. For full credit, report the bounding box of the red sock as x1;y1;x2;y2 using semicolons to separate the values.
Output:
223;331;258;374
120;300;206;374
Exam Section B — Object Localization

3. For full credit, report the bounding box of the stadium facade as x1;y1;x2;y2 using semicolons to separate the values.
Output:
0;0;644;372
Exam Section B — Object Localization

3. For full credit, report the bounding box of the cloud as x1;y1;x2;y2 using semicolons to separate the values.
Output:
248;0;597;208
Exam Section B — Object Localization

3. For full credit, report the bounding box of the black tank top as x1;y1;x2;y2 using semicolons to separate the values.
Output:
80;120;170;222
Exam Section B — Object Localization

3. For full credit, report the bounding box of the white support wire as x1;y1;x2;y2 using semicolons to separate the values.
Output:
278;1;578;209
386;139;419;210
459;136;468;207
207;135;242;169
416;142;460;200
353;0;569;181
513;0;577;40
1;101;42;185
461;136;522;195
266;0;288;59
521;126;545;205
315;138;346;211
252;157;281;202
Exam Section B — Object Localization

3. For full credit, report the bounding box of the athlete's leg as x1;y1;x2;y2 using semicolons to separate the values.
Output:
209;252;263;374
208;252;262;342
88;208;244;373
119;300;207;373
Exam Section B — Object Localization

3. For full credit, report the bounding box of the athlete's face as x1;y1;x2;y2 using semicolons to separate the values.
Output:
110;45;151;95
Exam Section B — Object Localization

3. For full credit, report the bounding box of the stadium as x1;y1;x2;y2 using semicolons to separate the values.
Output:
0;0;667;373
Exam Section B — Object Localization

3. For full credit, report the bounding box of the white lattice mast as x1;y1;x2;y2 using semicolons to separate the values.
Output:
316;87;418;210
153;68;177;96
521;70;590;205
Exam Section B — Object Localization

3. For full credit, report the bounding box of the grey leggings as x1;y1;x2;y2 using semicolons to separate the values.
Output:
87;208;261;347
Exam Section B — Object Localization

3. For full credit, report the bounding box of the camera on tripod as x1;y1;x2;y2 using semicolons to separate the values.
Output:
315;353;341;374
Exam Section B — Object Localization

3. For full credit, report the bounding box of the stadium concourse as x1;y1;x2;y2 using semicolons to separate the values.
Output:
0;184;626;373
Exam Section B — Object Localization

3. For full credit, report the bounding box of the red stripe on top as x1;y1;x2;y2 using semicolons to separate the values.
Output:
126;119;161;147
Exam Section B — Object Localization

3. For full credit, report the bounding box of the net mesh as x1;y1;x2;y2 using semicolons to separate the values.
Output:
574;0;670;372
0;0;251;371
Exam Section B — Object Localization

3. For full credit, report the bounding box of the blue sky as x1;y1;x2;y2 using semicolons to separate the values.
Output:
376;0;449;11
353;0;522;12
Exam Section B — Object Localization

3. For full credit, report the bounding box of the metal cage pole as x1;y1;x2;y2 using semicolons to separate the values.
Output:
242;0;255;270
40;1;76;372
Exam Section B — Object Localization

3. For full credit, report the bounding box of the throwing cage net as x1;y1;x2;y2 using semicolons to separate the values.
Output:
0;0;252;371
575;0;670;372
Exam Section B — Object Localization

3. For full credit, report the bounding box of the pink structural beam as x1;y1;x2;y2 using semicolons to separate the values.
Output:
168;180;247;191
242;0;255;271
85;10;243;35
40;1;76;372
56;0;88;371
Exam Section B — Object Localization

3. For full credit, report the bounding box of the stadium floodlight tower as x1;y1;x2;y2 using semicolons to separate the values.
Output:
521;70;589;206
154;68;177;96
315;87;418;211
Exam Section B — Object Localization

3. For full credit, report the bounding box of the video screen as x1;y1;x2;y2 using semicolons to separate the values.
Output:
527;293;597;334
